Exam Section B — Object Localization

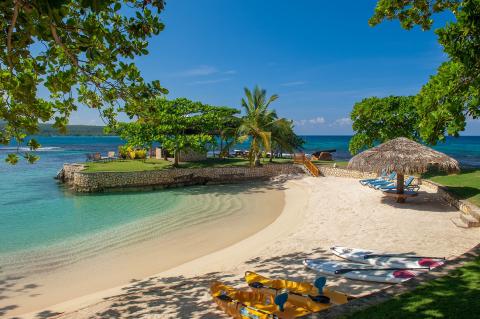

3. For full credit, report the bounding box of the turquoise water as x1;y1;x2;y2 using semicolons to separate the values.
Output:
0;135;479;255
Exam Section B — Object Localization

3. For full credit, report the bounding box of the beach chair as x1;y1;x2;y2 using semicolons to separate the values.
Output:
368;172;396;188
379;176;420;192
107;151;117;161
360;170;386;186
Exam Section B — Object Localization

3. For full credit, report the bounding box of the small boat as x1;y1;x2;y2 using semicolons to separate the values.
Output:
244;271;349;312
331;246;445;269
303;259;428;284
210;281;313;319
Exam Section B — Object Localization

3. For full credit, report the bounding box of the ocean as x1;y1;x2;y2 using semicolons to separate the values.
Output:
0;135;478;256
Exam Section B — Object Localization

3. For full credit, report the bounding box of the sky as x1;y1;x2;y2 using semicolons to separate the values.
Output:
69;0;480;135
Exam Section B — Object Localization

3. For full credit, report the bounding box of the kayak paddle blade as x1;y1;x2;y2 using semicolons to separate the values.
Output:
274;292;288;312
314;277;327;293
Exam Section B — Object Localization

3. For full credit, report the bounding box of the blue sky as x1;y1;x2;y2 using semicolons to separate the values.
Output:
69;0;480;135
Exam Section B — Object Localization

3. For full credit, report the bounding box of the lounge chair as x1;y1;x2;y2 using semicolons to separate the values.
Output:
379;176;420;192
360;170;387;186
368;172;397;188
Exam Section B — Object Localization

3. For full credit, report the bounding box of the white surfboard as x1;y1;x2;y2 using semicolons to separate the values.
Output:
303;259;425;284
331;246;445;269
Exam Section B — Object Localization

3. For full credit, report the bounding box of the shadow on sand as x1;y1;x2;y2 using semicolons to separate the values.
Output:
49;248;392;319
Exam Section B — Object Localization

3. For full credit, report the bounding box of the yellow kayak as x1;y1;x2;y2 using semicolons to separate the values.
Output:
244;271;349;312
210;281;312;319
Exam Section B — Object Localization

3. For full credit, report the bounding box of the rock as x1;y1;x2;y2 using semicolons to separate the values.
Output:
317;152;333;161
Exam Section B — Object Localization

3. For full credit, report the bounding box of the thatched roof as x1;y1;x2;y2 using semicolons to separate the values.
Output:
348;137;460;175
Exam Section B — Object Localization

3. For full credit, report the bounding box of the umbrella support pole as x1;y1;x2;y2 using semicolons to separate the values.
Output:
396;174;405;203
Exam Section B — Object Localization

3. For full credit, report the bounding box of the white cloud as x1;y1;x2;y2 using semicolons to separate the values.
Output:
189;78;231;85
280;81;307;87
331;117;352;127
294;116;325;126
176;66;237;77
309;116;326;124
177;65;218;77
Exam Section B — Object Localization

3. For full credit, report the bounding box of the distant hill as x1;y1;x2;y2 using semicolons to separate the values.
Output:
0;123;115;136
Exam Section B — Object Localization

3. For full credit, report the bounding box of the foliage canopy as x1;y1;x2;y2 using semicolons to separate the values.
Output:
370;0;480;144
349;96;419;154
0;0;167;164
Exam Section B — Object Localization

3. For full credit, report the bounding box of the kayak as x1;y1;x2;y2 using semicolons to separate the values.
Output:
244;271;349;312
303;259;427;283
210;281;312;319
331;246;445;269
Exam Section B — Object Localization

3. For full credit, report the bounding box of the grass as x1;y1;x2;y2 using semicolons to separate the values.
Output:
83;158;351;173
83;159;173;172
345;256;480;319
423;169;480;206
82;157;295;172
312;160;349;168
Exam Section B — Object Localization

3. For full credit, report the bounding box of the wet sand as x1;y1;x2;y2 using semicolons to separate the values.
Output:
0;181;287;318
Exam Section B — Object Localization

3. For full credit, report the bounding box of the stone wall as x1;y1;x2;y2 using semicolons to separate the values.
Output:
317;166;378;179
56;163;86;182
61;163;304;192
420;179;480;221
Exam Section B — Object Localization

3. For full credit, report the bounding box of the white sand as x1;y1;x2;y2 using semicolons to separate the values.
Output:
9;176;480;319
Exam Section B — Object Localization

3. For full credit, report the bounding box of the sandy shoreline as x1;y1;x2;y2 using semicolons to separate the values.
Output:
0;181;287;318
7;176;480;319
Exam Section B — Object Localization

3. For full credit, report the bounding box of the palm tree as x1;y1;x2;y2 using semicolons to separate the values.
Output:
236;86;278;166
237;85;304;166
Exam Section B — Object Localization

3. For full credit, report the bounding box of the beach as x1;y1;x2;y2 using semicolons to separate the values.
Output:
7;175;480;319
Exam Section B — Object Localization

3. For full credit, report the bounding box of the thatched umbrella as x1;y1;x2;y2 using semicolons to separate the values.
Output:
348;137;460;202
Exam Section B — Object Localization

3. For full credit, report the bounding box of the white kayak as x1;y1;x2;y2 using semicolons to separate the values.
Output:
303;259;426;284
331;246;445;269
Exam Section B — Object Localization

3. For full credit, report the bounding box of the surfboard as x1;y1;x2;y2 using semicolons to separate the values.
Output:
331;246;445;269
303;259;426;284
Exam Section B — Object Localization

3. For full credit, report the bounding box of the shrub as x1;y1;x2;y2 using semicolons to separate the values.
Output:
135;149;147;159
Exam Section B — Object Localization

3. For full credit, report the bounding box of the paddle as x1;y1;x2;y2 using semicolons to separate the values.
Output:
335;267;430;274
274;291;289;312
363;254;446;260
248;279;331;304
217;294;275;317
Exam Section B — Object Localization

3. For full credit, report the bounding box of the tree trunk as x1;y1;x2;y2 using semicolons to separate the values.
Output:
254;152;261;166
396;173;405;203
220;138;223;158
174;149;179;167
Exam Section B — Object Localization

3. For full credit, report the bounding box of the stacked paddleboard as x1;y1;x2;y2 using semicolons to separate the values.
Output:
304;246;445;284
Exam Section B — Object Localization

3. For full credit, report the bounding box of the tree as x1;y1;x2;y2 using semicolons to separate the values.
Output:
121;97;238;167
269;118;303;162
0;0;168;164
237;86;302;166
237;86;277;166
349;96;419;154
370;0;480;144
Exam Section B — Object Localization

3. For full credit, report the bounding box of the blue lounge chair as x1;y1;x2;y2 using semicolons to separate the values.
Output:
379;176;419;192
360;170;387;186
368;172;397;188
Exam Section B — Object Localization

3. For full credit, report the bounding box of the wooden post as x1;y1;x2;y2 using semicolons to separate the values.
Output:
396;173;405;203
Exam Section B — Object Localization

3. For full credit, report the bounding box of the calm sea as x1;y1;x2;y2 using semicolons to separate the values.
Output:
0;135;478;255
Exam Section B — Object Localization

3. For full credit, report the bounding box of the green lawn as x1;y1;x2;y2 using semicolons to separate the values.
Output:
424;169;480;206
83;159;173;172
82;157;294;172
345;256;480;319
312;160;349;168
